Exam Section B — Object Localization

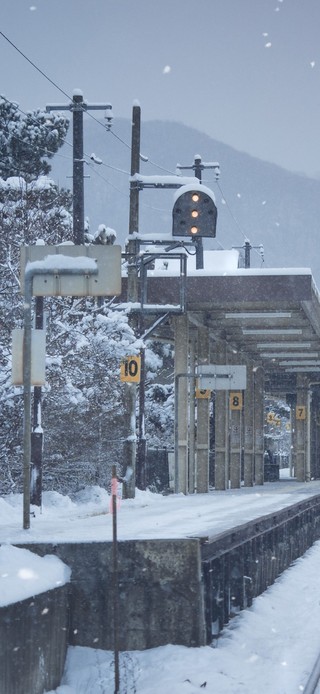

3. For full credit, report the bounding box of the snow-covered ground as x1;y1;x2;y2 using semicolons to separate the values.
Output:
45;533;320;694
2;472;320;693
1;472;320;545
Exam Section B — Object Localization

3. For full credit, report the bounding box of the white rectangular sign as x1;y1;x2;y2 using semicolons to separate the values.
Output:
12;328;46;386
197;364;247;390
20;245;122;297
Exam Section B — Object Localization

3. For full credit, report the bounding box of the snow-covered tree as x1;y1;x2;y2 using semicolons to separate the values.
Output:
0;97;69;181
0;97;173;496
144;341;175;450
41;303;143;493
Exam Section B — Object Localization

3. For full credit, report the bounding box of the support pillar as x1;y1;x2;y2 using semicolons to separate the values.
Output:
295;374;308;482
243;364;254;487
253;367;264;485
188;334;196;493
174;314;189;494
214;342;229;490
229;403;241;488
196;326;210;493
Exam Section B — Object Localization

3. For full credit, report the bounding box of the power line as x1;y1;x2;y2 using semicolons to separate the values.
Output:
216;180;248;242
216;180;264;265
0;30;71;101
1;33;257;243
0;32;113;139
0;32;178;181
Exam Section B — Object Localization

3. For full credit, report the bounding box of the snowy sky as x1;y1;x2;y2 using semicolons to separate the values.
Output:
1;0;320;177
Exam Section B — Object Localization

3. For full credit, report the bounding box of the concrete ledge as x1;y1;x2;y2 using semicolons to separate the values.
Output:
22;539;206;651
0;584;69;694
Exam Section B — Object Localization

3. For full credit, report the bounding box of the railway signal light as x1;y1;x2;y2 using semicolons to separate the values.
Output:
172;184;217;238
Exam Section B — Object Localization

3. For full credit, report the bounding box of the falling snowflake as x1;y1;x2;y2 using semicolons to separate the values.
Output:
310;61;316;68
163;65;171;74
265;42;272;48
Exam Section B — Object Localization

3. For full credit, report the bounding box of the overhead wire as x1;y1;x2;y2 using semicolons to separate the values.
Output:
215;179;264;265
0;30;71;101
0;31;180;188
0;30;266;254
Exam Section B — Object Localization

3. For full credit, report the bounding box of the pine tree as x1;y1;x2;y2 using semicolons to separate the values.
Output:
0;97;69;181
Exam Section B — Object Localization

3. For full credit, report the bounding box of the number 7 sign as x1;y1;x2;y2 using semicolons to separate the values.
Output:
296;405;306;420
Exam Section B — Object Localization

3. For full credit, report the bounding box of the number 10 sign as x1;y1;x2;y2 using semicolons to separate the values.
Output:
120;355;141;383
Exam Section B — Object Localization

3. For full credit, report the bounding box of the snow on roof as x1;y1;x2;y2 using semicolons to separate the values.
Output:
0;545;71;606
145;249;240;276
122;246;313;279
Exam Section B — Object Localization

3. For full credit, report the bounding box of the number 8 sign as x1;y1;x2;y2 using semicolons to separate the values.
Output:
229;392;243;410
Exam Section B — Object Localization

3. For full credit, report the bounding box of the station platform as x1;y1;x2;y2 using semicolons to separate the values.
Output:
1;471;320;545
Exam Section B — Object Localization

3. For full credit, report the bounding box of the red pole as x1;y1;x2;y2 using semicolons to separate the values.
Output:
111;465;120;693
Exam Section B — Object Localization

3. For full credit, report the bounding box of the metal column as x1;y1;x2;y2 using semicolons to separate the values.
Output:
174;314;189;494
196;326;210;493
253;367;264;485
243;363;254;487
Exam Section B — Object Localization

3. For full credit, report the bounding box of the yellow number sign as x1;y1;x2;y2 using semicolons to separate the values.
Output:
120;355;141;383
195;388;211;399
230;392;243;410
296;405;306;420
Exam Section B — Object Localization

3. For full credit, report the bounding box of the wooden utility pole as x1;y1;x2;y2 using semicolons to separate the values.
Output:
123;103;141;498
46;90;112;244
28;92;112;506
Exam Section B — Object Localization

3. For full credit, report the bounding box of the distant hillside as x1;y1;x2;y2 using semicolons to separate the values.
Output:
50;118;320;287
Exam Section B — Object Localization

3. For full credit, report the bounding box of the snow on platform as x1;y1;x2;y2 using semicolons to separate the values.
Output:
0;545;71;606
1;474;320;546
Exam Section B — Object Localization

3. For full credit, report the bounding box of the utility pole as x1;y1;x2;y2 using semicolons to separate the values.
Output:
128;105;148;491
234;241;264;268
123;103;141;498
30;295;43;507
176;155;220;269
46;89;112;244
28;91;112;505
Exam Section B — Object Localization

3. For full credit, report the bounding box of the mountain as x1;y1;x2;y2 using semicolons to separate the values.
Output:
50;117;320;287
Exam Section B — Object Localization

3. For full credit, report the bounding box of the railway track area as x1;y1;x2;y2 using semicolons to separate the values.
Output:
208;537;320;694
43;537;320;694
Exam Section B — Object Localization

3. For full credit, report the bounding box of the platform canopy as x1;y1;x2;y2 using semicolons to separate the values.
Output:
121;249;320;393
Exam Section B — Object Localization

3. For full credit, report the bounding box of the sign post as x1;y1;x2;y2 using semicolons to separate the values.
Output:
196;364;247;390
22;257;98;530
111;465;120;693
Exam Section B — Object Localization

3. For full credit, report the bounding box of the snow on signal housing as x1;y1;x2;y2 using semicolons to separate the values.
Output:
172;183;217;238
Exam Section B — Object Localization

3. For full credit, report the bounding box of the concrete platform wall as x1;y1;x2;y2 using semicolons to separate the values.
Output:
24;538;206;651
9;491;320;688
0;584;69;694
